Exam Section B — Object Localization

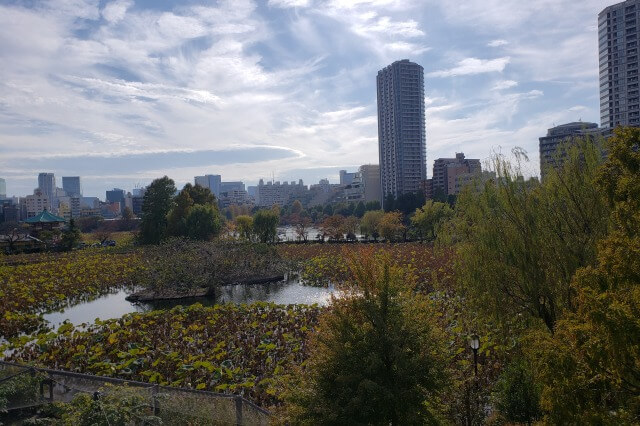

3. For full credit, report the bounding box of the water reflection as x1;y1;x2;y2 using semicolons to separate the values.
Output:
43;279;334;328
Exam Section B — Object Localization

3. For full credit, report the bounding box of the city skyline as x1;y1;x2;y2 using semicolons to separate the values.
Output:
0;0;613;197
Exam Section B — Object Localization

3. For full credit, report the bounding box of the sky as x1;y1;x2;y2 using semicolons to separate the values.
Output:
0;0;613;198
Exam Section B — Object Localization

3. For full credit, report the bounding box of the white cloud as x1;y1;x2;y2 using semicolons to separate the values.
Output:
488;39;508;47
268;0;311;8
102;0;132;24
428;57;510;78
492;80;518;90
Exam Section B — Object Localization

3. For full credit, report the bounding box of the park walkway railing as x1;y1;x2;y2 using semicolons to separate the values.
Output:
0;360;270;425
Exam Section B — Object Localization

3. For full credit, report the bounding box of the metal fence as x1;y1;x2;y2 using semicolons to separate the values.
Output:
0;361;270;425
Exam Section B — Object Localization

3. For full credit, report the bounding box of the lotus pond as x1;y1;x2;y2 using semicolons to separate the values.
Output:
43;277;334;328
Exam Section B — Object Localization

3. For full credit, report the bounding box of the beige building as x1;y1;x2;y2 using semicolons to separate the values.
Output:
359;164;381;204
25;190;50;218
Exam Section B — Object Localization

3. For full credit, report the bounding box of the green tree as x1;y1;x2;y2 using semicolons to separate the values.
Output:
166;189;193;237
186;183;216;205
57;386;161;425
493;359;541;424
528;128;640;423
360;210;384;241
322;204;334;217
253;209;279;243
60;219;82;251
185;204;222;241
139;176;176;245
379;211;405;242
354;201;366;218
442;140;608;332
235;215;254;241
411;200;453;240
283;249;445;425
167;183;219;239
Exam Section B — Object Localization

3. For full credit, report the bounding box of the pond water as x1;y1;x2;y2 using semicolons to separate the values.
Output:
43;278;334;328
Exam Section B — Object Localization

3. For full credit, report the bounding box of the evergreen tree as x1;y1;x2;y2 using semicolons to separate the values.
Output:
139;176;176;245
354;201;366;218
283;250;445;425
60;219;82;251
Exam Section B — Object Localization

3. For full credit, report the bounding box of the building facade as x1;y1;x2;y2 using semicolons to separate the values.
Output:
37;173;55;210
432;153;481;197
359;164;381;204
339;170;357;186
256;180;307;207
0;178;6;199
377;59;427;204
539;122;602;180
25;190;50;218
599;1;640;128
62;177;81;197
195;175;222;197
220;181;245;194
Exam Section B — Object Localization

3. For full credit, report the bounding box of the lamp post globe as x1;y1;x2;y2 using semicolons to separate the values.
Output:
469;334;480;351
469;334;480;377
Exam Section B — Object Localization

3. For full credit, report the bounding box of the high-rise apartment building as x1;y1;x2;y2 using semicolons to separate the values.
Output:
377;59;427;204
37;173;55;209
62;176;81;197
599;1;640;128
0;178;6;199
539;122;601;180
195;175;222;197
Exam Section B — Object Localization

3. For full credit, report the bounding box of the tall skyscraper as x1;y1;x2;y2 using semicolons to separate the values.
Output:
377;59;427;204
0;178;6;199
62;176;82;197
599;1;640;128
37;173;55;210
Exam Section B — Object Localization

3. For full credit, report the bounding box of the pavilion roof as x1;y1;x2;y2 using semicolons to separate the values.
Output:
24;210;66;224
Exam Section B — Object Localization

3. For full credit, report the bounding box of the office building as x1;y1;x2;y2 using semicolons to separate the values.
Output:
195;175;221;197
599;1;640;128
377;59;427;204
432;153;482;197
0;178;5;199
539;122;603;180
220;181;245;193
37;173;55;210
62;177;81;197
106;188;125;204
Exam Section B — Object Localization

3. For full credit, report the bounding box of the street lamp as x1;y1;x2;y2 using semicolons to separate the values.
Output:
469;334;480;377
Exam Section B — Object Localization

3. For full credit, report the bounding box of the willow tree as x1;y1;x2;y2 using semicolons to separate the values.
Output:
528;127;640;423
442;140;609;332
